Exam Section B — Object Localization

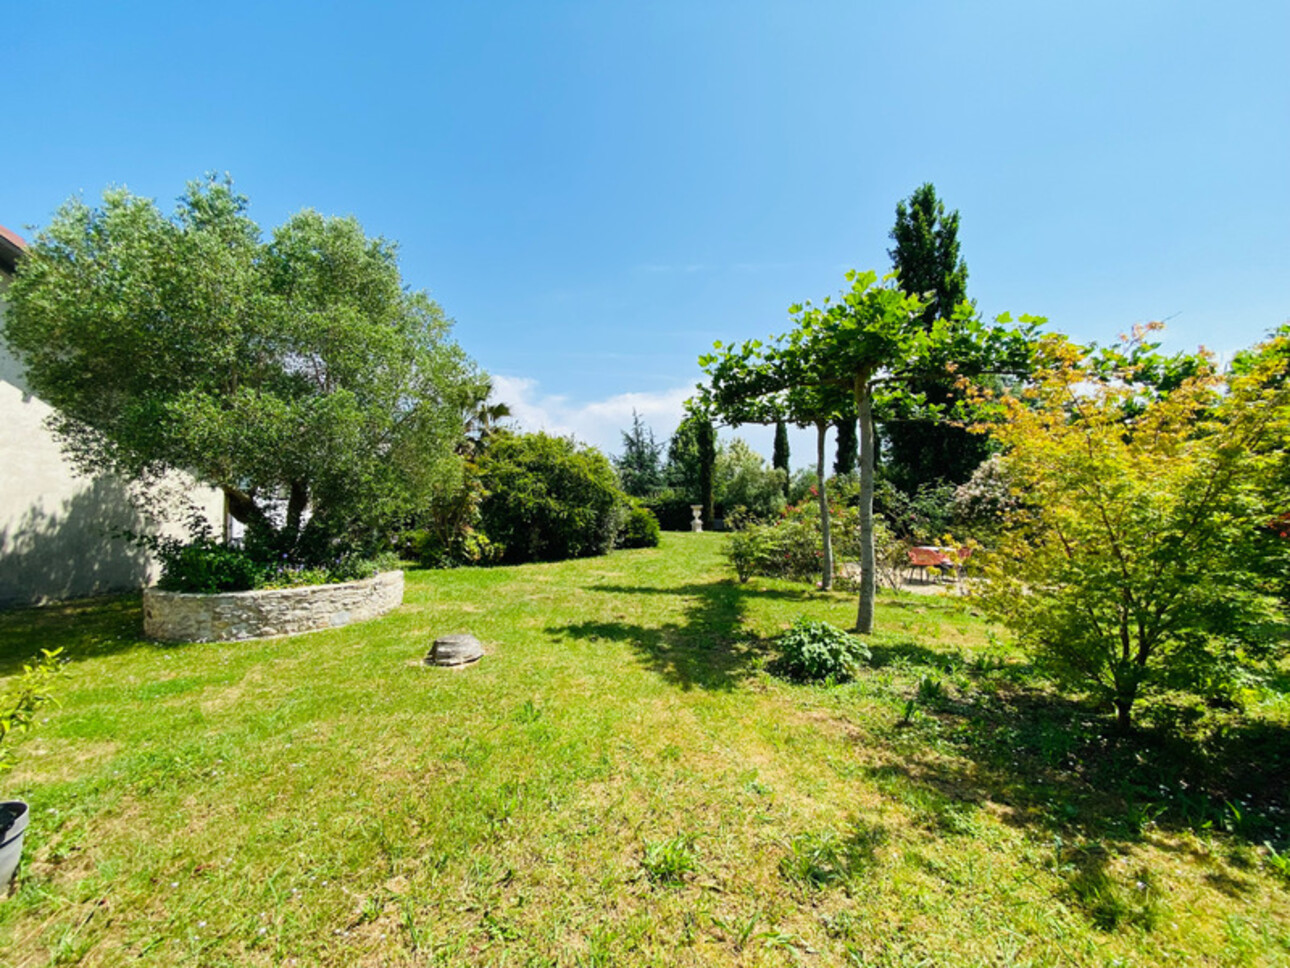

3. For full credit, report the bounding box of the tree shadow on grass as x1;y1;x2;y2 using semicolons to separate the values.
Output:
0;592;177;678
546;581;816;691
867;638;971;672
852;640;1290;854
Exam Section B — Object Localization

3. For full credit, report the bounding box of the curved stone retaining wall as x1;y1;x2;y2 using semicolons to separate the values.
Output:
143;570;404;642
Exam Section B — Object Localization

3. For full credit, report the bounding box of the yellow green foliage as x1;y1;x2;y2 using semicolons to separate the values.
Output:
978;327;1290;730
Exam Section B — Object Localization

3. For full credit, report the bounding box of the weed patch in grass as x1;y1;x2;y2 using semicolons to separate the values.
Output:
779;820;886;890
640;834;699;884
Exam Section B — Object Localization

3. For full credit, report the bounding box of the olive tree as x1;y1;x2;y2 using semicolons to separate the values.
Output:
3;175;482;561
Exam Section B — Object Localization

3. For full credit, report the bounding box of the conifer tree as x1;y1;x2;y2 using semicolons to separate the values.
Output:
772;420;791;497
833;415;857;476
613;410;663;497
885;183;990;491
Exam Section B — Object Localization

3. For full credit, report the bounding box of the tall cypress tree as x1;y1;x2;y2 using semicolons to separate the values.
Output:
833;415;857;477
772;419;791;497
889;183;968;327
884;183;989;492
697;417;716;527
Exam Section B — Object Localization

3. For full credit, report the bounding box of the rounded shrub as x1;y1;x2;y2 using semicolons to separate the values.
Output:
771;617;871;683
617;504;662;549
156;539;262;593
478;432;628;563
725;498;889;585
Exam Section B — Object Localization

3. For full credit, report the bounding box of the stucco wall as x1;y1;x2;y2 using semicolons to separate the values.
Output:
143;570;405;642
1;267;227;608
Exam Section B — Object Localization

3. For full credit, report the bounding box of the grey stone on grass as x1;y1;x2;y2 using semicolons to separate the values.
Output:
426;633;484;667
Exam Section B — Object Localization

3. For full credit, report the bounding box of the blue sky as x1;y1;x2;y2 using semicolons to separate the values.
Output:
3;1;1287;462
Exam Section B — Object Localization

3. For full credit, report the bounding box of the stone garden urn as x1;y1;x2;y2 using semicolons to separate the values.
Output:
690;505;704;533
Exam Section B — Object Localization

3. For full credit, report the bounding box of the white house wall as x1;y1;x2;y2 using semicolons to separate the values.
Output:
0;265;226;608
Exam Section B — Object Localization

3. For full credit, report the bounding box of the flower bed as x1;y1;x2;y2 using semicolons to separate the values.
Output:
143;570;404;642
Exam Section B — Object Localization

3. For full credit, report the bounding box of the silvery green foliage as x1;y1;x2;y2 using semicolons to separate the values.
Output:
3;175;482;563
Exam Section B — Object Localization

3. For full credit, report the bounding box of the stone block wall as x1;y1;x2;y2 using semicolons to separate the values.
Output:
143;570;404;642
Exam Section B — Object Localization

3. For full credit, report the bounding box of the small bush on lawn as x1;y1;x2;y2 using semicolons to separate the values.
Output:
726;497;891;585
728;514;818;583
771;617;871;683
617;503;662;549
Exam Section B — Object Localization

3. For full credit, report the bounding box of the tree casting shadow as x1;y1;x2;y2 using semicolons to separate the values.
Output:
853;641;1290;852
546;581;816;691
0;477;152;609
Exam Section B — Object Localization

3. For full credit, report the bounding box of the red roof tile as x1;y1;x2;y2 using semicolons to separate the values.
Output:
0;224;26;251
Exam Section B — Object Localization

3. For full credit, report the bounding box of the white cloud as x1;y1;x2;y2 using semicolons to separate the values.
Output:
488;374;824;469
489;375;695;456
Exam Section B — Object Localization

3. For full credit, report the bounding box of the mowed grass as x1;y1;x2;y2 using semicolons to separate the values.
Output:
0;532;1287;966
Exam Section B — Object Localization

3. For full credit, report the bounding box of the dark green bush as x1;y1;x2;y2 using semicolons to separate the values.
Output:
874;478;957;543
397;527;497;569
478;432;628;563
157;535;398;593
642;492;699;531
156;538;263;593
728;515;822;584
771;617;871;683
617;503;662;549
395;528;435;562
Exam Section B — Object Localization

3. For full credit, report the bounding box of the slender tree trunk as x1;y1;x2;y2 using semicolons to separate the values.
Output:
815;420;833;591
854;369;876;633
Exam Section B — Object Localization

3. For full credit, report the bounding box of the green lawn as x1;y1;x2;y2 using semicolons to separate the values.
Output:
0;532;1287;966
